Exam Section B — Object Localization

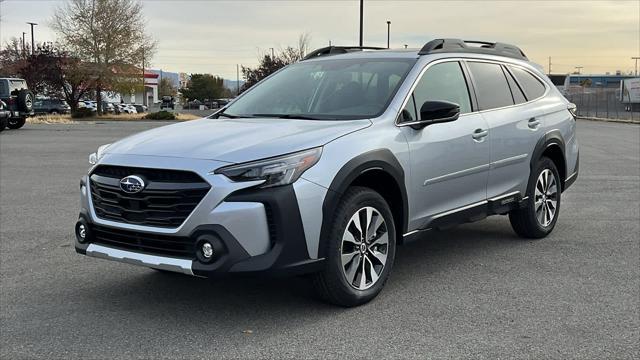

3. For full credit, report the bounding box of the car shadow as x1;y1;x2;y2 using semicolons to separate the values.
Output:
80;217;529;325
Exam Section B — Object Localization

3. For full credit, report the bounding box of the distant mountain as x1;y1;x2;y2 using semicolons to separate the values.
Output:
224;79;245;91
148;70;180;88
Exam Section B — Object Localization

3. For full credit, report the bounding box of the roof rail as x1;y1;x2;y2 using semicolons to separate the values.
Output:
418;39;528;61
302;46;386;60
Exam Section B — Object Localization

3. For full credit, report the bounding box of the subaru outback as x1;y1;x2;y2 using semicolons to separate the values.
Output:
75;39;579;306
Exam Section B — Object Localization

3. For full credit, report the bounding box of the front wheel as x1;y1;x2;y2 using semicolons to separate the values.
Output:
509;157;561;238
313;186;396;307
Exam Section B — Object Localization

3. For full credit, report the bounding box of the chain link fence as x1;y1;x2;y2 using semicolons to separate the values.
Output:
563;86;639;121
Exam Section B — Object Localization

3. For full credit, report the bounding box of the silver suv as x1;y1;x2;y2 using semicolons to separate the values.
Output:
75;39;579;306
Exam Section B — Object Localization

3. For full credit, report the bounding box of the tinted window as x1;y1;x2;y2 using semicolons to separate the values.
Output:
504;68;526;104
467;62;514;110
400;95;417;122
0;81;7;96
412;61;471;116
509;66;546;100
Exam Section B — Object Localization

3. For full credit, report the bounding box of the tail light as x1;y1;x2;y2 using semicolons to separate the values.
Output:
7;98;16;107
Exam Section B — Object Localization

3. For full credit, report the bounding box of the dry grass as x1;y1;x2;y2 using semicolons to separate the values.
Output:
27;115;77;124
26;112;201;124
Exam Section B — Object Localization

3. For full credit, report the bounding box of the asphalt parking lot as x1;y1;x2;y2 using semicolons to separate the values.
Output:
1;119;638;359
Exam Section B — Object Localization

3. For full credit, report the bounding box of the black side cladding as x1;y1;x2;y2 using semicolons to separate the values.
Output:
319;149;408;258
225;185;323;275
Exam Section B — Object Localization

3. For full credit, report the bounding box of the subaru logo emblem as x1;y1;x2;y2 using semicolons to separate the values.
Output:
119;175;145;194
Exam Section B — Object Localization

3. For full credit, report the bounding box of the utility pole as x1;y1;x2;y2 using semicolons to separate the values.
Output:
386;21;391;49
26;22;37;55
575;66;583;75
548;56;552;75
21;32;26;55
329;40;332;47
142;46;146;107
359;0;364;47
632;57;640;76
236;64;240;96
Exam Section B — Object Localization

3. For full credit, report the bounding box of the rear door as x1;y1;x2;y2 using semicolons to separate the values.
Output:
400;60;490;229
466;61;547;199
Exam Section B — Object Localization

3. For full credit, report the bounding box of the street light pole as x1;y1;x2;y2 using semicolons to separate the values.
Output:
359;0;364;47
632;57;640;76
26;22;37;55
386;21;391;49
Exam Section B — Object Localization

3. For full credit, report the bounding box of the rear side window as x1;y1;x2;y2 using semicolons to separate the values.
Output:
508;66;546;100
412;61;472;116
0;81;7;96
504;68;527;104
467;62;514;110
9;80;27;94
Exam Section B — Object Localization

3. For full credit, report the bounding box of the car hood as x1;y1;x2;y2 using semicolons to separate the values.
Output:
105;117;372;163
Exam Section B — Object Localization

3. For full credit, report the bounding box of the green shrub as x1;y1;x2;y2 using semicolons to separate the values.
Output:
71;108;95;118
144;111;176;120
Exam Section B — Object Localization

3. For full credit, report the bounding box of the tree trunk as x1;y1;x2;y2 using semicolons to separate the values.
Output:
96;83;102;115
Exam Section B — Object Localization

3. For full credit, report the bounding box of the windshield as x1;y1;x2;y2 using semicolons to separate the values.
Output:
223;58;416;120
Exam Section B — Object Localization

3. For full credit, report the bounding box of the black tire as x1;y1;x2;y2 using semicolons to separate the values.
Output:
50;110;59;115
313;186;396;307
509;157;561;238
17;90;34;112
7;117;26;129
0;117;7;132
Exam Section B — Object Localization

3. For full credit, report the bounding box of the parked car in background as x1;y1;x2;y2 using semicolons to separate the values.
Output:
132;104;147;113
160;95;175;110
81;101;98;112
33;98;71;115
117;104;137;114
0;78;34;130
101;101;115;114
0;99;10;132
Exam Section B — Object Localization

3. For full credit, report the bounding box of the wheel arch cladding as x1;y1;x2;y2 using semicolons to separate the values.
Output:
531;130;566;190
319;149;408;258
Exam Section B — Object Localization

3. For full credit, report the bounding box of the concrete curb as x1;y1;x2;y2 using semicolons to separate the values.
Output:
577;117;640;125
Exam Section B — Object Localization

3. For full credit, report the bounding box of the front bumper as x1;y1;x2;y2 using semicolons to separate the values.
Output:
75;154;326;277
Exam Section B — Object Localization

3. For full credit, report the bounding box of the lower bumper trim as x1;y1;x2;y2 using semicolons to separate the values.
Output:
85;243;194;276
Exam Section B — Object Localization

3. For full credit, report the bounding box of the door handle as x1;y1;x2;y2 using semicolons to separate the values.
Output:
528;117;541;129
472;128;489;141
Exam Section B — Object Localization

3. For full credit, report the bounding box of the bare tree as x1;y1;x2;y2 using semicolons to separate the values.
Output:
51;0;155;114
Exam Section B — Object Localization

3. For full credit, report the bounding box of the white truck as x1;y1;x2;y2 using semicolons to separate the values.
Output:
620;78;640;111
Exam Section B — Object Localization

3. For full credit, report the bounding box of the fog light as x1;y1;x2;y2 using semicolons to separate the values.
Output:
201;242;214;259
75;219;91;243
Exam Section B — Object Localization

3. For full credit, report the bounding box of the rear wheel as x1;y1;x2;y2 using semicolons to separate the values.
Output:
509;157;561;238
313;187;396;307
7;117;26;129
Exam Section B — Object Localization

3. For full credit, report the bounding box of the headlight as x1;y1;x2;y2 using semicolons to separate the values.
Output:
214;147;322;188
89;143;111;165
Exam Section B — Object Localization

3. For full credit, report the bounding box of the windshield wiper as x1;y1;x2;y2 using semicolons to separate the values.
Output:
251;113;323;120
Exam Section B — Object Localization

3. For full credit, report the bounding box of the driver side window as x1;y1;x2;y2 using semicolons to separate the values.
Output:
402;61;472;121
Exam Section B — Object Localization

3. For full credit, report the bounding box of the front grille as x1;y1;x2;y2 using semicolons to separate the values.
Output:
90;165;210;228
92;225;195;259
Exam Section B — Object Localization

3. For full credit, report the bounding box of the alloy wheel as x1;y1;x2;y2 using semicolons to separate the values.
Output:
340;206;389;290
534;169;558;227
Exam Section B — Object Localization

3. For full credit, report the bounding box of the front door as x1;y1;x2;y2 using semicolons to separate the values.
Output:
399;61;490;231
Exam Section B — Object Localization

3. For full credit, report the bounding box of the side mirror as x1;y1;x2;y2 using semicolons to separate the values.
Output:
410;100;460;129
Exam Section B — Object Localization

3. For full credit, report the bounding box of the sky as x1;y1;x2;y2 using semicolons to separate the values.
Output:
1;0;639;79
